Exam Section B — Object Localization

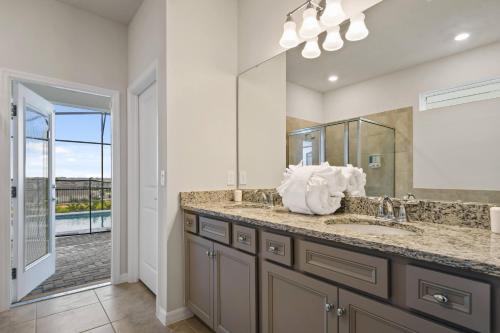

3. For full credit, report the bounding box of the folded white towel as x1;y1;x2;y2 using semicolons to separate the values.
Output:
277;162;347;215
340;164;367;197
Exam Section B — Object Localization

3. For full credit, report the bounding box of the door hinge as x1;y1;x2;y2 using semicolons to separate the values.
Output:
11;186;17;198
11;268;17;280
11;103;17;117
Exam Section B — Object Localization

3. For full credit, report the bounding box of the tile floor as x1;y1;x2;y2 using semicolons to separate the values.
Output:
26;233;111;300
1;282;212;333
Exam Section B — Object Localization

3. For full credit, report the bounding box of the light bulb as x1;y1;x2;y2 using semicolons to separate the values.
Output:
320;0;346;27
279;16;300;49
454;32;470;41
299;5;321;39
323;25;344;51
345;13;369;41
302;37;321;59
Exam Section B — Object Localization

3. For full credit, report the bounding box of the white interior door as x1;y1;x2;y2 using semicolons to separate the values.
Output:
13;84;56;301
138;82;158;294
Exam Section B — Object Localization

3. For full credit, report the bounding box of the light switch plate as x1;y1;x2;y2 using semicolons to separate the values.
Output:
227;170;236;186
239;171;247;185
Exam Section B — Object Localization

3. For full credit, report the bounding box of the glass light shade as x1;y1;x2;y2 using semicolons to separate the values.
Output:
279;20;300;49
320;0;346;27
345;13;369;41
302;37;321;59
323;26;344;51
299;7;321;39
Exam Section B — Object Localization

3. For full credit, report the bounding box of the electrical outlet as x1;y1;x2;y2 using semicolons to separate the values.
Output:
227;170;236;186
239;171;247;185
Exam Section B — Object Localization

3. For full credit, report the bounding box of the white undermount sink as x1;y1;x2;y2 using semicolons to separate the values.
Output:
324;223;416;236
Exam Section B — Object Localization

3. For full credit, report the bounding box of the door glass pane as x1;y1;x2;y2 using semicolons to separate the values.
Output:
325;124;345;166
24;107;50;267
288;130;321;166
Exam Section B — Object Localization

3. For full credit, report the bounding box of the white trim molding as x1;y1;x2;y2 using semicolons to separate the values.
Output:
158;306;193;326
0;68;122;311
127;61;159;285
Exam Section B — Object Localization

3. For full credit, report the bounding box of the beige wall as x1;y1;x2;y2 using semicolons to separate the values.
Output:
286;82;324;123
166;0;238;311
0;0;129;278
323;41;500;193
128;0;167;311
239;53;287;189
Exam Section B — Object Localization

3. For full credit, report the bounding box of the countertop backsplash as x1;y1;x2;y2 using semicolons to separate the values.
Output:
180;189;494;229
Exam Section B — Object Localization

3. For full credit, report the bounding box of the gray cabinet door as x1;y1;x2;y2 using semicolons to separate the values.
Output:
338;289;459;333
261;261;338;333
214;243;257;333
185;233;214;329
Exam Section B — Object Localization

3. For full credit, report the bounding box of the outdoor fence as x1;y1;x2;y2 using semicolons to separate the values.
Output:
55;178;111;236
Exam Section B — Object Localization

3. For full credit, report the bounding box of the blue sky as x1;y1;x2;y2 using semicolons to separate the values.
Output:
54;105;111;178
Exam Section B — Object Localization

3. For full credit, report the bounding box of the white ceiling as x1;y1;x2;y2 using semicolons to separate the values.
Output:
287;0;500;93
56;0;144;24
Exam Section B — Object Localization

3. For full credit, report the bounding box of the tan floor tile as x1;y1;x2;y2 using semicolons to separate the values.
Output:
112;311;170;333
0;319;35;333
95;283;149;302
83;323;115;333
36;290;99;318
0;304;35;329
101;287;155;322
185;317;213;333
36;303;109;333
167;319;195;333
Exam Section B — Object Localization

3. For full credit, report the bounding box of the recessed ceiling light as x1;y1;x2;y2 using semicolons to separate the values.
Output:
454;33;470;41
328;75;339;82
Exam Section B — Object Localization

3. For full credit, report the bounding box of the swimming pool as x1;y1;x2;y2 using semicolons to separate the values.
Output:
56;210;111;236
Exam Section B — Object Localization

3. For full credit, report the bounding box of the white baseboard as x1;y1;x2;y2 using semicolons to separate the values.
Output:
114;273;128;284
157;306;193;326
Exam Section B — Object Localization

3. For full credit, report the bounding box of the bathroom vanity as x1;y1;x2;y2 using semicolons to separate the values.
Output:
181;194;500;333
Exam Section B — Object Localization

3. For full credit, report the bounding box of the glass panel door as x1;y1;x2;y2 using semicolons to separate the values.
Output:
24;107;51;266
288;129;322;166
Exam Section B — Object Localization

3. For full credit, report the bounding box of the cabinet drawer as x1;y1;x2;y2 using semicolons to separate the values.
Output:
199;217;231;245
260;231;292;266
406;265;491;333
232;224;257;254
296;240;389;299
184;213;198;233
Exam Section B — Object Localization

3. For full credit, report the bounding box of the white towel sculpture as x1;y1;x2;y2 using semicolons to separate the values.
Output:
276;162;366;215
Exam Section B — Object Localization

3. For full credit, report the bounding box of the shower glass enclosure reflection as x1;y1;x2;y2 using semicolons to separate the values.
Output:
287;118;395;197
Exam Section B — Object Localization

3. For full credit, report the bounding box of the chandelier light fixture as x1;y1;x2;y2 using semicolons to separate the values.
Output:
279;0;370;59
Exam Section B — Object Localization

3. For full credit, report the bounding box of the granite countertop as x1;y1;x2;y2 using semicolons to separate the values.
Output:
182;200;500;278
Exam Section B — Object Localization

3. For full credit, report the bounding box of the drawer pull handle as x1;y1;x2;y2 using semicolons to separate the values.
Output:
325;303;334;312
186;220;192;225
205;251;216;258
238;235;248;242
268;246;278;253
336;307;346;317
433;294;449;304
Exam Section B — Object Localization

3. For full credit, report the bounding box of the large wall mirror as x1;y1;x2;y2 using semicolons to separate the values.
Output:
237;0;500;204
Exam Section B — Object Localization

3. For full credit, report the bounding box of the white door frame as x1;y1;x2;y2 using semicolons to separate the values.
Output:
127;61;159;283
0;68;122;311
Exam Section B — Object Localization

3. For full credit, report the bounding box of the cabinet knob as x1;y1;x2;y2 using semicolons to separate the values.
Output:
336;307;346;317
238;235;247;242
268;246;278;253
433;294;449;304
324;303;334;312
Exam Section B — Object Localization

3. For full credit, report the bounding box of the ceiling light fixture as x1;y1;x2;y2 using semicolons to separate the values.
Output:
279;1;370;59
302;37;321;59
346;13;369;41
299;3;322;39
454;32;470;41
323;25;344;51
279;15;300;49
328;75;339;82
320;0;346;27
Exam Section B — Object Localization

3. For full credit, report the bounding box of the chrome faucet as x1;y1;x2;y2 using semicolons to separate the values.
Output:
376;196;396;221
260;192;275;207
397;193;416;223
